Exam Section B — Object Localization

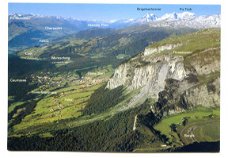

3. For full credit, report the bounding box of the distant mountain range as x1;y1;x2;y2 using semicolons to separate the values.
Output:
9;12;220;29
8;12;220;53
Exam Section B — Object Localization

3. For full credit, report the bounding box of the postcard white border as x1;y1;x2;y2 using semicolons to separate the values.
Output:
1;0;227;158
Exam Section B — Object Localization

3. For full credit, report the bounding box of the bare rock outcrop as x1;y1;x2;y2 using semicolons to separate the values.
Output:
106;40;220;112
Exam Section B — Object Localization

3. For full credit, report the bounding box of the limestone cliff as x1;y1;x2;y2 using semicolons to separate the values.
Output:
106;29;220;113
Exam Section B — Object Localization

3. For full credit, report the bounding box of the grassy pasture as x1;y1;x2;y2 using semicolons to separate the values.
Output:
149;28;220;55
12;83;103;133
154;107;220;142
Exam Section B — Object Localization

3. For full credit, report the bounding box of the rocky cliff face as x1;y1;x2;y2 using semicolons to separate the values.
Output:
106;54;187;99
106;29;220;113
143;43;182;56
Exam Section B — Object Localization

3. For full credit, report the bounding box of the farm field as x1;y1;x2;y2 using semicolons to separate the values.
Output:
154;107;220;146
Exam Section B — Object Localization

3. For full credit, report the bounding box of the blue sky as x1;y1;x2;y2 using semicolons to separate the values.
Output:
9;3;221;21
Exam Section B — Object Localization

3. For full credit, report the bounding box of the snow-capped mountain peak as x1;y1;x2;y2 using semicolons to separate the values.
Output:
143;13;158;22
157;12;195;21
9;13;35;20
158;12;178;21
177;12;195;20
132;12;219;28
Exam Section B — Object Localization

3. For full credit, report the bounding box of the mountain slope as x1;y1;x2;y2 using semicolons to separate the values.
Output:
104;28;220;150
106;28;220;113
112;12;220;29
8;12;220;52
16;27;195;72
8;28;220;152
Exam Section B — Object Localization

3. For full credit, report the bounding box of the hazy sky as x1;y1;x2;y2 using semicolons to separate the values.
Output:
9;3;221;21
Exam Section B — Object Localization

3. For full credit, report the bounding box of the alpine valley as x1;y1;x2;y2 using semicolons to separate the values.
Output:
8;10;220;152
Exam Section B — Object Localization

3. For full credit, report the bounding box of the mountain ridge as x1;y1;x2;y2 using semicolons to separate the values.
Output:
9;12;221;29
106;28;220;114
